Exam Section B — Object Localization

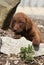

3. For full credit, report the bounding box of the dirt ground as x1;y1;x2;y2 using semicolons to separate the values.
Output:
0;53;44;65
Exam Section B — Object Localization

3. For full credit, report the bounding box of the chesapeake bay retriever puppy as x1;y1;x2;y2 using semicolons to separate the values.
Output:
10;12;42;46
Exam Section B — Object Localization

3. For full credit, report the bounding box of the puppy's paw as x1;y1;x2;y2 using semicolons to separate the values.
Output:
32;38;40;46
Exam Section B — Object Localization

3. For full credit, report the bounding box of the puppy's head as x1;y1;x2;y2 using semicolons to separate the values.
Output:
10;13;32;33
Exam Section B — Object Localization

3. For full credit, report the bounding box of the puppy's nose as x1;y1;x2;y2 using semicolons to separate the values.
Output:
14;29;17;32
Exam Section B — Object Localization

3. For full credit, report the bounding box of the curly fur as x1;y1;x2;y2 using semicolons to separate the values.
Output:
10;12;42;45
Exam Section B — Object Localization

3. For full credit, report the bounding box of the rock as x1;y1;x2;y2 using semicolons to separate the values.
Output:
0;0;20;27
1;37;32;55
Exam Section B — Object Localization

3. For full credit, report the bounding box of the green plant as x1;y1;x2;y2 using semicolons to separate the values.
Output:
19;44;34;63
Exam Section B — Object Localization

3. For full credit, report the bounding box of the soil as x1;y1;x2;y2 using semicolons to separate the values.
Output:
0;53;44;65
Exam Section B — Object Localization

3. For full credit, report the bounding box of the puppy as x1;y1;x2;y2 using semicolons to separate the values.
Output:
10;12;42;46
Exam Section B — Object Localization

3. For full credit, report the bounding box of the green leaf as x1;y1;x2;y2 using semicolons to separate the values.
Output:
19;44;35;63
25;55;33;62
20;47;26;53
28;44;34;53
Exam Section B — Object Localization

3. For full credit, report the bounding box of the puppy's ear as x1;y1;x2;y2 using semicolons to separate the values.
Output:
26;17;32;31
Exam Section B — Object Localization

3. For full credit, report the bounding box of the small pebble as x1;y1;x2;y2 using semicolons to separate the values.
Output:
14;60;19;64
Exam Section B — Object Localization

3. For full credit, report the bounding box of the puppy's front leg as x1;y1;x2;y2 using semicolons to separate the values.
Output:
32;36;40;46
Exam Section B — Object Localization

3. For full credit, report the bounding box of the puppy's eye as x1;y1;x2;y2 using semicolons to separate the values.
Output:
19;21;25;24
19;22;24;26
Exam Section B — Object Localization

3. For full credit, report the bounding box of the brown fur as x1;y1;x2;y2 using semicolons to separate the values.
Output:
10;12;42;45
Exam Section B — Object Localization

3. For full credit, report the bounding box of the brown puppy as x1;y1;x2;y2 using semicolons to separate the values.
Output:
10;12;42;46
